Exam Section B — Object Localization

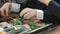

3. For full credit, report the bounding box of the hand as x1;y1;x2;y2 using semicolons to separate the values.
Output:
38;0;51;6
0;2;12;17
20;8;37;18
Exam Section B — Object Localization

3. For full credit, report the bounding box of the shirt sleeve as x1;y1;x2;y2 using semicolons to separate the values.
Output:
36;10;44;20
10;3;21;13
42;0;60;22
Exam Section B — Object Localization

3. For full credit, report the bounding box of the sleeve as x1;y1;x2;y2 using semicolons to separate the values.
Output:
43;0;60;22
10;3;21;13
36;10;44;20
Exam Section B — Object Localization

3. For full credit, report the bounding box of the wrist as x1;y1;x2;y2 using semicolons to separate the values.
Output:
35;9;37;15
8;2;12;8
5;2;12;8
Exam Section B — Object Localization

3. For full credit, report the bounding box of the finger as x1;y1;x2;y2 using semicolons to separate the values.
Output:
0;9;5;16
5;8;9;16
20;10;29;17
27;15;32;19
24;13;30;18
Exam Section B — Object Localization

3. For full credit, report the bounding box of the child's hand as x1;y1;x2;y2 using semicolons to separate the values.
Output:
20;8;37;19
0;2;12;17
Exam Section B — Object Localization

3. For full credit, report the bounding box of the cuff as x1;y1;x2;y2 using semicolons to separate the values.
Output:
36;10;44;20
10;3;21;13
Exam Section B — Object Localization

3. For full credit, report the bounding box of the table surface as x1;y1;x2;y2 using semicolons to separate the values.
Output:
38;25;60;34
